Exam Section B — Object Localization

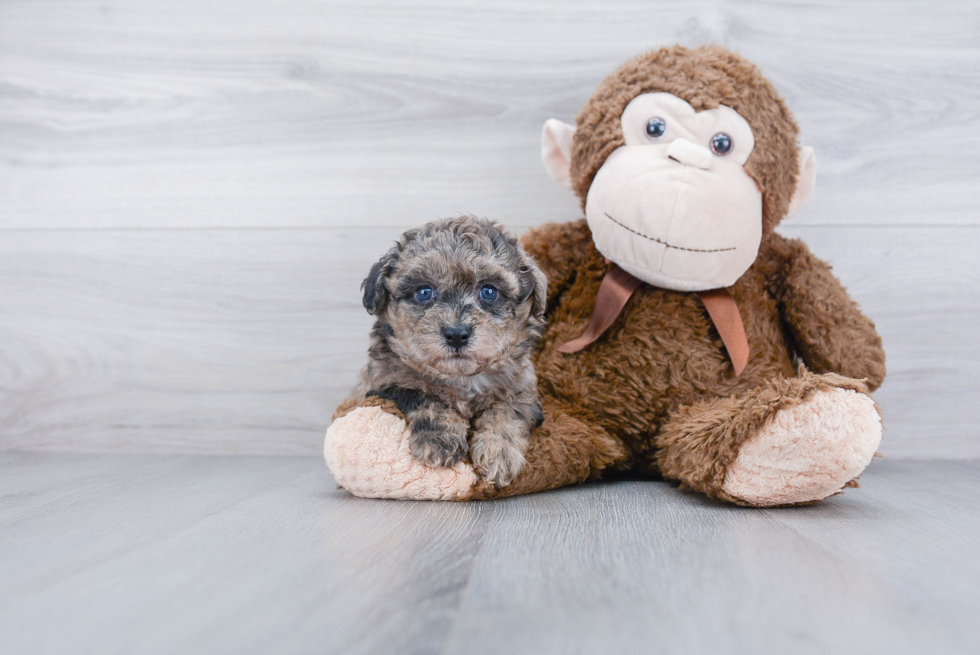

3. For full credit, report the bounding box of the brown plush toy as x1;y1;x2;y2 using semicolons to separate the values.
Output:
325;45;886;507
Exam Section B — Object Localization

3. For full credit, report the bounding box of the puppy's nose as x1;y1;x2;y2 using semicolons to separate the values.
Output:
442;325;472;350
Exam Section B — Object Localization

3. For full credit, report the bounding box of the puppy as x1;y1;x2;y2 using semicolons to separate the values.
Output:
355;216;547;487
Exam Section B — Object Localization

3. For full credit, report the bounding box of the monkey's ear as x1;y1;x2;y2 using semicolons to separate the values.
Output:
361;250;398;315
541;119;576;190
787;146;817;217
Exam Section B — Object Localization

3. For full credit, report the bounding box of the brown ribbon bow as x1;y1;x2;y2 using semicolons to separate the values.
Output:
557;265;749;376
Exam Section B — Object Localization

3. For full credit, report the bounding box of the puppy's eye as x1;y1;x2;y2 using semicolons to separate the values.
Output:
710;133;733;155
479;285;498;303
414;286;434;303
645;117;667;140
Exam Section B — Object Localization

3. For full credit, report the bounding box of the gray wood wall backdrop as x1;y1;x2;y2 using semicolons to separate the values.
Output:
1;0;978;458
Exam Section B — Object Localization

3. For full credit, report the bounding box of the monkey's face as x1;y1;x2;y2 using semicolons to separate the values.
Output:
362;217;546;378
542;47;818;291
585;93;762;291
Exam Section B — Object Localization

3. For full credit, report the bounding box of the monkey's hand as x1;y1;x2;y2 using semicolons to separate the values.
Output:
405;401;470;469
470;402;540;487
772;236;886;390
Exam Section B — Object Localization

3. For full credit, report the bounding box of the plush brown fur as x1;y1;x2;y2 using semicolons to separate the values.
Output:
481;45;884;503
334;395;402;422
475;220;885;500
655;370;875;506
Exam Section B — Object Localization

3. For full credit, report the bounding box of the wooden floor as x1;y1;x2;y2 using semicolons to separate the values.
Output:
1;453;977;655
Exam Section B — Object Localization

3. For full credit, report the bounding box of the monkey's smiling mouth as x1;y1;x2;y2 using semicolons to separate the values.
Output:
604;213;736;253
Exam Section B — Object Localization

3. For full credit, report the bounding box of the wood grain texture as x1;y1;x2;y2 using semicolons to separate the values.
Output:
0;1;978;458
1;453;978;654
1;0;978;229
0;225;977;457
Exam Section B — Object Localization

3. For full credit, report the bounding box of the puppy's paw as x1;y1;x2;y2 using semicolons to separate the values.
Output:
470;432;527;488
408;420;468;468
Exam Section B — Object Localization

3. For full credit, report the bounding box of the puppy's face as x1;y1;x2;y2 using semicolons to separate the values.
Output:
362;217;546;378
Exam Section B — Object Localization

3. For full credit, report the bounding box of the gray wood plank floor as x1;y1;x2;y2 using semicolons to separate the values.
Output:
2;453;978;655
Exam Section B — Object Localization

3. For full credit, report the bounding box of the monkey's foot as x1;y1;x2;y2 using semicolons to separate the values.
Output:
325;406;477;501
721;388;882;507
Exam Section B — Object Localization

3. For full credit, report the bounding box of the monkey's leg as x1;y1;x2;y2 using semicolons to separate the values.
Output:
325;396;478;501
325;396;627;501
468;398;629;500
655;371;882;507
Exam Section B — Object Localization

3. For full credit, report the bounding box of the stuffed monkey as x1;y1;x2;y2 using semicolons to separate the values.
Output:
326;45;886;507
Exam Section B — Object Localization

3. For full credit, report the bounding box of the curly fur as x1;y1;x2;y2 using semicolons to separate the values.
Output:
513;221;885;497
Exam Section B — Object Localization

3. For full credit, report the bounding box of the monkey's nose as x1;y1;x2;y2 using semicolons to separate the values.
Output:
442;325;472;350
667;138;713;170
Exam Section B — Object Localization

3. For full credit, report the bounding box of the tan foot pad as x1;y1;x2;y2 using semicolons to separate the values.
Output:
324;406;477;501
722;388;882;507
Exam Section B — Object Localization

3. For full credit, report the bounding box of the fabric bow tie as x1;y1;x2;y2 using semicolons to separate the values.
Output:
557;265;749;376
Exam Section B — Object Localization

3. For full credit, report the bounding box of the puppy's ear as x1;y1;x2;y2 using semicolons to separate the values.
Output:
518;249;548;321
361;249;398;315
529;265;548;320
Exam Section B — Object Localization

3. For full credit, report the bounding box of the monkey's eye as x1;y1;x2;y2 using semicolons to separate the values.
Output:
414;286;434;303
479;285;498;303
710;133;733;155
645;117;667;139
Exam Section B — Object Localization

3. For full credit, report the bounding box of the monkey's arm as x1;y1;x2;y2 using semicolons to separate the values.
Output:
520;219;593;311
770;236;886;391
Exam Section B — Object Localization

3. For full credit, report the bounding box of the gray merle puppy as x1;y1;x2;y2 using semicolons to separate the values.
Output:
356;216;547;487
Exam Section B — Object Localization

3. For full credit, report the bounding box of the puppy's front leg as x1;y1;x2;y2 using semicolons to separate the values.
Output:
367;386;470;467
471;401;542;487
407;400;470;469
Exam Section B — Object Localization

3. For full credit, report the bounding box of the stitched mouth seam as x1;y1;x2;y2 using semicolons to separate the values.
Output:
604;213;737;253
